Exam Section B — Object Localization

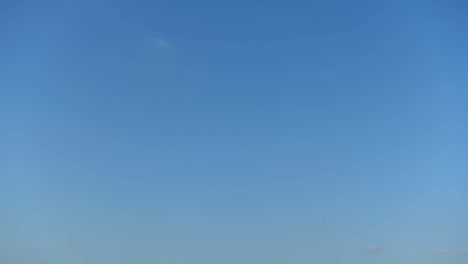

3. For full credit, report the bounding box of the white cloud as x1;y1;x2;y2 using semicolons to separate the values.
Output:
152;37;171;50
362;244;382;253
433;248;468;254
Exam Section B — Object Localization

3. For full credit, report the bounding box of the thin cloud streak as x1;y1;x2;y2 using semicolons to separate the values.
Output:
433;248;468;254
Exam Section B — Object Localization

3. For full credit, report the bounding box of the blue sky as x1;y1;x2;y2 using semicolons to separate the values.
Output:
1;0;468;263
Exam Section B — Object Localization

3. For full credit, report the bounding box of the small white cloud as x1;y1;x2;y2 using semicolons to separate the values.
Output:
152;37;171;50
433;248;468;254
362;244;382;253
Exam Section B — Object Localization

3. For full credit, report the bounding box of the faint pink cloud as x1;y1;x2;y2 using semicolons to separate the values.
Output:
362;244;382;253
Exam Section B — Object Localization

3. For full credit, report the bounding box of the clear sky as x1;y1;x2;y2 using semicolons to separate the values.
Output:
1;0;468;263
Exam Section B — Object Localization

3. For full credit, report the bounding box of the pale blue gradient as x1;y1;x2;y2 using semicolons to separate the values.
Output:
1;1;468;263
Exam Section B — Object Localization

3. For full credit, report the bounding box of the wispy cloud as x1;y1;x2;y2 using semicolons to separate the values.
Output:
433;248;468;254
362;244;382;253
152;37;171;50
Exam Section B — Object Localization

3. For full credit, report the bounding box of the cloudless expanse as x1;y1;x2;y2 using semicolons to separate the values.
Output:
1;1;468;263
